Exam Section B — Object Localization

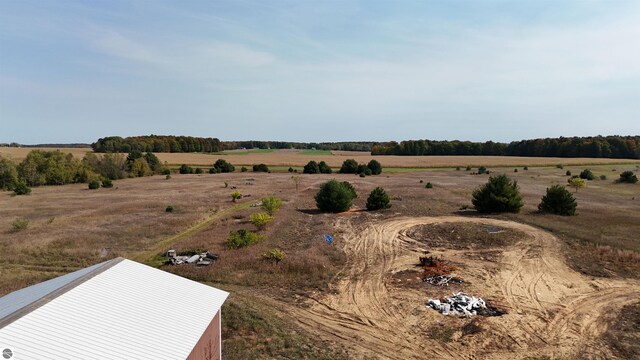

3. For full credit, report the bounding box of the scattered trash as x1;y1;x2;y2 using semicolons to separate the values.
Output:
423;274;463;286
251;201;262;207
427;292;487;317
324;235;334;244
99;248;109;258
166;249;218;266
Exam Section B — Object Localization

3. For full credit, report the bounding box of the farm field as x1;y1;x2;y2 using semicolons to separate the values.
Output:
1;164;639;359
3;146;640;169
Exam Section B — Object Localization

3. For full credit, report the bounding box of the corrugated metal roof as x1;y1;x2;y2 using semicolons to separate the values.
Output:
0;260;112;324
0;258;229;360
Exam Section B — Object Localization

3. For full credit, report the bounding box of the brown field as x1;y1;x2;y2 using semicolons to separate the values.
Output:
1;164;639;358
3;146;640;169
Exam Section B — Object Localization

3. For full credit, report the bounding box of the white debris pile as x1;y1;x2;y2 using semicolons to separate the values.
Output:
427;292;486;317
166;250;219;267
423;274;463;286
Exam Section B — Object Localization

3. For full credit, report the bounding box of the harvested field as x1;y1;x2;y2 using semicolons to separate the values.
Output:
3;146;640;169
1;165;639;359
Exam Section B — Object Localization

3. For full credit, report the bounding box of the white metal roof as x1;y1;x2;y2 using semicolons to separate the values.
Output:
0;258;229;360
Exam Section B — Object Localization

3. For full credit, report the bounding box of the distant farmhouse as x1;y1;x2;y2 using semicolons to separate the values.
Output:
0;258;228;360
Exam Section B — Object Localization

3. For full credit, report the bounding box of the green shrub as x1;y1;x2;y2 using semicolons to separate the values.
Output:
538;184;577;216
288;167;294;172
303;161;320;174
514;168;518;172
253;164;269;172
568;176;586;192
556;164;564;169
11;218;29;232
226;229;260;249
165;174;171;180
339;159;359;174
262;249;285;264
599;175;607;180
472;174;524;213
209;167;219;174
315;180;357;212
580;169;595;180
425;182;433;189
179;164;194;174
0;157;18;191
241;166;248;172
367;160;382;175
101;179;113;188
618;171;638;184
250;212;273;230
456;167;461;171
566;170;572;176
523;166;528;170
231;191;242;202
13;181;31;195
161;168;171;175
213;159;235;173
419;180;424;183
88;180;100;190
466;166;471;171
195;167;203;174
261;196;282;215
359;173;366;177
318;161;332;174
478;166;488;174
165;205;174;213
366;187;391;211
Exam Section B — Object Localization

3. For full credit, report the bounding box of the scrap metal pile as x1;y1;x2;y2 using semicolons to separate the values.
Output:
427;292;487;317
166;249;219;267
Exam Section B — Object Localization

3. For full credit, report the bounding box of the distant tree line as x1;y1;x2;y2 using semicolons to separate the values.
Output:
92;135;223;153
0;143;91;148
371;136;640;159
222;141;376;152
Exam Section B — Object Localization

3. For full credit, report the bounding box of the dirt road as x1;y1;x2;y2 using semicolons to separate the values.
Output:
277;216;640;359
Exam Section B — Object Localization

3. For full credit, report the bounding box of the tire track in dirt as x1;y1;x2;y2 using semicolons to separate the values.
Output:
275;216;640;359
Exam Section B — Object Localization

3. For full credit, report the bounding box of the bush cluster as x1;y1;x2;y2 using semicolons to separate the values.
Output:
366;187;391;211
226;229;260;249
580;169;595;180
253;164;269;172
338;159;382;176
315;180;357;212
538;185;577;216
261;196;283;215
618;171;638;184
472;174;523;213
303;160;332;174
262;249;285;264
211;159;235;173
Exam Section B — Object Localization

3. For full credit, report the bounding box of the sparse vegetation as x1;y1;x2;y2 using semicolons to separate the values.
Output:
250;212;273;230
262;249;285;264
88;180;100;189
11;218;29;232
566;170;572;176
226;229;260;248
179;164;194;174
538;185;577;216
165;205;174;213
568;177;586;192
478;166;488;174
366;187;391;211
231;191;242;202
425;182;433;189
261;196;282;215
472;174;524;213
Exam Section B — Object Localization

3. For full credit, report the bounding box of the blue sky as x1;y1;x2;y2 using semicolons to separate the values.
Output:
1;0;639;144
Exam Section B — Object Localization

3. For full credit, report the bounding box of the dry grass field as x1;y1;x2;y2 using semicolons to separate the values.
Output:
3;146;640;169
1;163;639;358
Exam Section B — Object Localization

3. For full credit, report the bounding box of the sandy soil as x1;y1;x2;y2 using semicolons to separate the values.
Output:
274;216;640;359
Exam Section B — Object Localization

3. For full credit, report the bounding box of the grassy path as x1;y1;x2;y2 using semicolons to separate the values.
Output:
133;201;253;265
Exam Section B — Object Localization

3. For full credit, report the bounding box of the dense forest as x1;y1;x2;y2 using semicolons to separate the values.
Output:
91;136;377;153
91;135;224;153
371;136;640;159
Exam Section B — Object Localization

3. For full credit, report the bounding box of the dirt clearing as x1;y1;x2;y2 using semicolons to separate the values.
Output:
274;216;640;359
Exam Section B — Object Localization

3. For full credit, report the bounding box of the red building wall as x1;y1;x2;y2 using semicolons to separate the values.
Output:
186;310;221;360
